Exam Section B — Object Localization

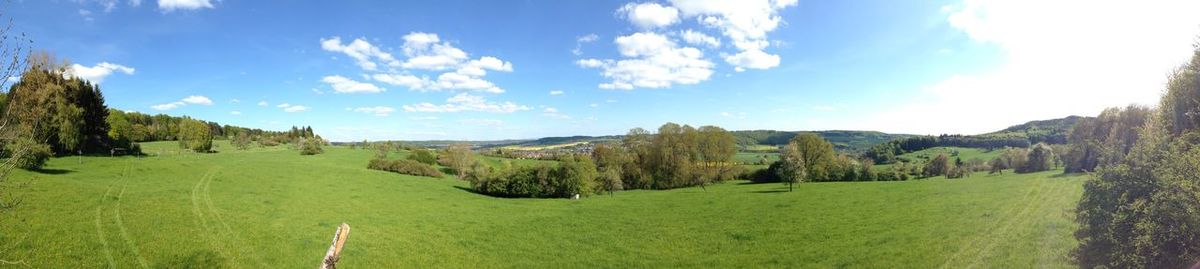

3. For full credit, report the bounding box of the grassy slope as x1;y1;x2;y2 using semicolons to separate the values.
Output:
0;141;1084;268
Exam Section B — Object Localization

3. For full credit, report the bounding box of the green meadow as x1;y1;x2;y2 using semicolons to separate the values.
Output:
0;141;1084;268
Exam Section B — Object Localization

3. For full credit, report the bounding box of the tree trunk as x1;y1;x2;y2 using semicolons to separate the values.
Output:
319;223;351;269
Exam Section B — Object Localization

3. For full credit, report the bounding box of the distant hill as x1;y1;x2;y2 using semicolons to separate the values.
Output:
980;116;1088;145
730;130;916;152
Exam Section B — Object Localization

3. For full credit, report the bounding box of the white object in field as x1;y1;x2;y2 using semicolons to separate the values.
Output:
319;223;351;269
571;194;580;200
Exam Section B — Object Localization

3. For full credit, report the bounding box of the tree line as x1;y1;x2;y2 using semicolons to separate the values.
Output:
457;123;739;198
865;134;1033;164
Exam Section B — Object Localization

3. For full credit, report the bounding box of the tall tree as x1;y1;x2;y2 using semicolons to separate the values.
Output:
787;133;835;181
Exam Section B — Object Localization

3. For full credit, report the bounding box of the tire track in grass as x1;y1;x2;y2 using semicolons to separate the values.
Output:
94;160;134;269
962;178;1062;268
200;168;268;268
190;168;237;267
114;179;150;268
939;177;1047;268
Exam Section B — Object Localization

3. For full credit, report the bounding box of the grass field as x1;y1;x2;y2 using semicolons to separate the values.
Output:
0;141;1085;268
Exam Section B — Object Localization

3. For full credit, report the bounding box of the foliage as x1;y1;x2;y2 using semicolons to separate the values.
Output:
3;54;116;156
467;155;599;198
1015;143;1053;173
406;149;437;165
299;137;324;155
438;143;475;179
1074;41;1200;269
599;123;739;190
177;117;212;153
776;141;807;191
367;158;443;178
3;137;50;170
922;154;950;178
1062;105;1151;173
232;132;252;150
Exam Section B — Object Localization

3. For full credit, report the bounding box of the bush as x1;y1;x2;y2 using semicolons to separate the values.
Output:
5;138;52;170
300;138;324;155
467;155;598;198
406;149;437;165
367;158;444;178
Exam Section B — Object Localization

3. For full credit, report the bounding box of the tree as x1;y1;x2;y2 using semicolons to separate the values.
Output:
178;117;212;152
599;167;623;196
1074;40;1200;269
439;143;475;180
787;133;835;181
776;141;807;192
232;132;252;150
1016;143;1053;173
923;154;950;178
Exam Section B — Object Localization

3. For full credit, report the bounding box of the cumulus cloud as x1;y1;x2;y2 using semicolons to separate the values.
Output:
320;37;399;71
321;75;385;94
860;0;1200;135
549;90;564;95
257;101;268;107
680;29;721;48
402;93;530;113
151;95;213;110
578;32;713;90
322;32;514;94
158;0;213;12
619;2;680;29
69;62;134;83
353;106;397;117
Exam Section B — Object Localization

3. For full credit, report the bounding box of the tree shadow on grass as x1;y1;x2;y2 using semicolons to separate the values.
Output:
1052;172;1088;178
452;185;482;195
33;168;72;175
749;189;789;194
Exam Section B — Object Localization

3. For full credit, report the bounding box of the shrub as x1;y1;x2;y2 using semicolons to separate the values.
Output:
406;149;437;165
367;158;443;178
467;155;598;198
300;138;324;155
5;138;52;170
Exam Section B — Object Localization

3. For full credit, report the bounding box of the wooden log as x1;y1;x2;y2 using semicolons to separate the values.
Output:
319;223;351;269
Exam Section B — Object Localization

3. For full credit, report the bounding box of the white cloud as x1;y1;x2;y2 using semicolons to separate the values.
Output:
723;48;780;71
230;111;242;115
158;0;213;11
353;106;397;117
276;103;310;113
589;103;599;108
402;93;530;113
578;32;714;90
151;95;213;110
322;75;385;94
619;2;680;29
549;90;564;95
319;37;399;71
574;34;600;55
542;107;571;119
680;29;721;48
257;101;268;107
321;32;513;94
409;116;439;121
181;95;213;105
861;0;1200;135
230;99;240;103
284;106;310;113
69;62;134;83
151;102;184;111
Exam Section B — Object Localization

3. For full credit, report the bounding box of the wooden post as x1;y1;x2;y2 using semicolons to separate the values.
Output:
319;223;351;269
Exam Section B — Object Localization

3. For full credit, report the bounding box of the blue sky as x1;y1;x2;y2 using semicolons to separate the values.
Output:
9;0;1200;141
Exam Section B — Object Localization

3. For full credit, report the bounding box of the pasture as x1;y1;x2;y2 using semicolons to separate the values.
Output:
0;142;1084;268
